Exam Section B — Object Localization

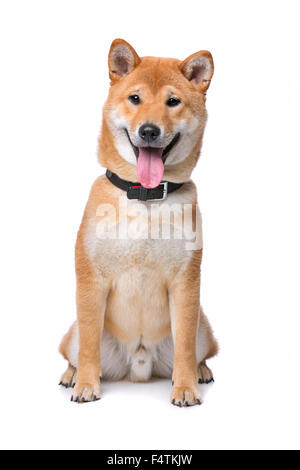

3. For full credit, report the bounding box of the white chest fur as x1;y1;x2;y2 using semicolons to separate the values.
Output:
84;182;203;277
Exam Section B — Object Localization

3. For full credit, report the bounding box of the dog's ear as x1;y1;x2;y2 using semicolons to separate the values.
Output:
180;51;214;92
108;39;141;83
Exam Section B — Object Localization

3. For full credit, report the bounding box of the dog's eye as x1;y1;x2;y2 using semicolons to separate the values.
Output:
128;95;141;105
166;97;181;107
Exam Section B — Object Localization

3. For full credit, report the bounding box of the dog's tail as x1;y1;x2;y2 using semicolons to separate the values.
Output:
130;345;153;382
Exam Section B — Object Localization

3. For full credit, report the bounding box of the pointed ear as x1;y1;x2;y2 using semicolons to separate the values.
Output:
108;39;141;83
180;51;214;92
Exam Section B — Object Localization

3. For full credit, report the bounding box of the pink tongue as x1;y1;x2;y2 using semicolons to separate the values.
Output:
137;147;164;188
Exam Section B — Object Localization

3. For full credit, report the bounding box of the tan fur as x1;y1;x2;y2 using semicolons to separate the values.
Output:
59;39;218;406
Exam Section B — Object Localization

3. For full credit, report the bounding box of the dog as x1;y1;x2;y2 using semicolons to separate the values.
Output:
59;39;218;406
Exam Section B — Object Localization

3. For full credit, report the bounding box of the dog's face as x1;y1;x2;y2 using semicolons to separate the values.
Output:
101;39;214;187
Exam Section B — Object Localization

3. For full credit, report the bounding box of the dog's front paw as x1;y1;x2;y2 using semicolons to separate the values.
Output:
71;381;101;404
171;384;202;407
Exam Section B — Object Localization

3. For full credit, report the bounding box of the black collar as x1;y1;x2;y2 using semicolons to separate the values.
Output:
106;170;184;201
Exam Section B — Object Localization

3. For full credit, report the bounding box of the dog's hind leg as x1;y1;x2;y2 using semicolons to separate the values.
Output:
197;308;218;384
59;322;78;388
198;362;214;384
59;363;77;389
59;322;129;386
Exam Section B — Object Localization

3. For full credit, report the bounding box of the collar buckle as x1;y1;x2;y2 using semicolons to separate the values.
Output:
152;181;168;201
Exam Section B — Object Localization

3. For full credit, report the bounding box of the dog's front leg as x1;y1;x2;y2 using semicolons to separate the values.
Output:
71;261;110;403
169;253;202;407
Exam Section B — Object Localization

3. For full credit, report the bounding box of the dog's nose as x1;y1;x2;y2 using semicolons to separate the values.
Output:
139;124;161;144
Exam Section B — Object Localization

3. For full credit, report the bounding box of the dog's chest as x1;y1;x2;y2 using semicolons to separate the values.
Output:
84;192;202;276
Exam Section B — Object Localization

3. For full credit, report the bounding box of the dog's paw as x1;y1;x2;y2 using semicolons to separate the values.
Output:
198;361;214;384
59;365;77;389
171;385;202;407
71;381;101;404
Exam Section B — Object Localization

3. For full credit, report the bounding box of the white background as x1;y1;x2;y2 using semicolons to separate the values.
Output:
0;0;299;451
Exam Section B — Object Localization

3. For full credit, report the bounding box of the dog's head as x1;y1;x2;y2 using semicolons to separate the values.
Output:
99;39;214;187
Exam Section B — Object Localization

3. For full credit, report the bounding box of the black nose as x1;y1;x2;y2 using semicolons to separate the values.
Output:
139;124;161;144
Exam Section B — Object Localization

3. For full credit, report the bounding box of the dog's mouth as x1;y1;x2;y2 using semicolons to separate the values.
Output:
125;129;180;188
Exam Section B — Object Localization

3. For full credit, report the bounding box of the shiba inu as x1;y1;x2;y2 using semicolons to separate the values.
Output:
59;39;218;406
